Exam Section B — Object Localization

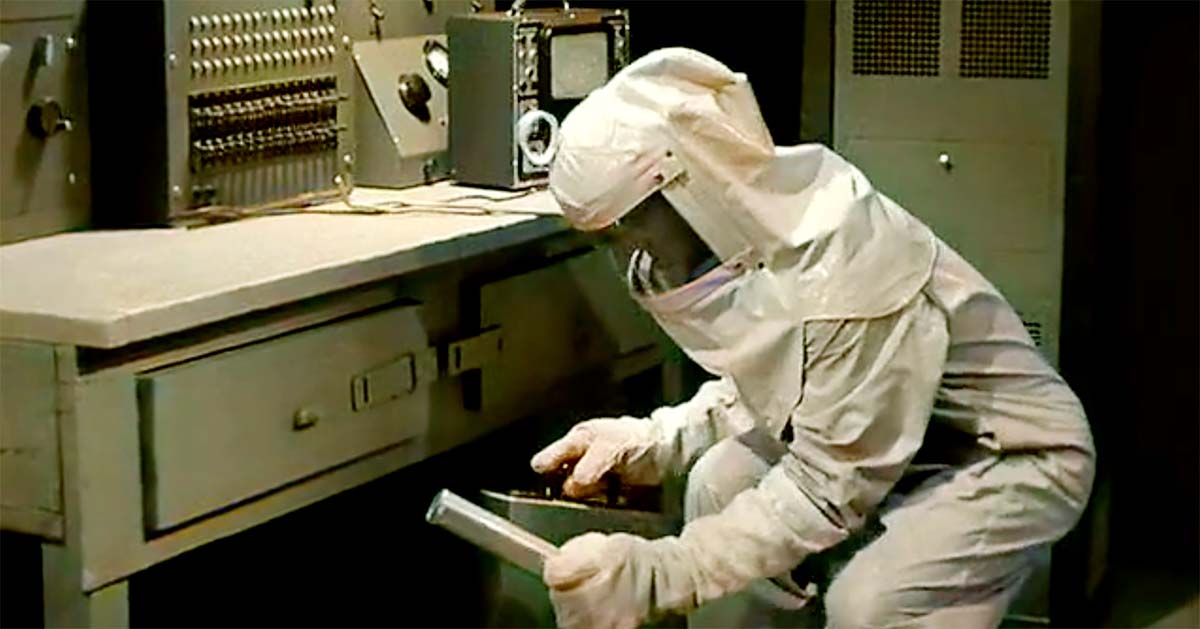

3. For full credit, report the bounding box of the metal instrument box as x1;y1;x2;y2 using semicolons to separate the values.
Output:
0;1;89;244
345;0;484;189
448;7;629;189
87;0;355;226
353;35;453;188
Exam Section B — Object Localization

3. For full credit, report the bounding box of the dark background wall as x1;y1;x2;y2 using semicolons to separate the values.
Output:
1086;0;1198;593
1055;1;1199;624
3;2;1197;627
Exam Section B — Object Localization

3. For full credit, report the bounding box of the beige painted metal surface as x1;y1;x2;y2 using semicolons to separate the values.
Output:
42;543;129;628
0;184;563;349
140;304;433;530
842;139;1063;360
477;250;659;417
0;341;63;537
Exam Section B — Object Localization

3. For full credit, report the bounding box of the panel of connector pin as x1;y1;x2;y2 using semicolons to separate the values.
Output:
189;77;341;171
87;1;354;225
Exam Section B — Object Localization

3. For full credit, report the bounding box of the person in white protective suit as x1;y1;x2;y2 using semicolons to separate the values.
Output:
530;48;1095;629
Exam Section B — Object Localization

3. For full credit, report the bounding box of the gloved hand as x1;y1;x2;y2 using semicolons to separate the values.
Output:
545;464;847;628
543;532;685;629
531;417;667;497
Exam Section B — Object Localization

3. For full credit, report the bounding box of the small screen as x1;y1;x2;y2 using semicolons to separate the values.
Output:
550;32;609;100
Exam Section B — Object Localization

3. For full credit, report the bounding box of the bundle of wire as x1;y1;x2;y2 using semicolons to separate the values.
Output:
173;187;559;228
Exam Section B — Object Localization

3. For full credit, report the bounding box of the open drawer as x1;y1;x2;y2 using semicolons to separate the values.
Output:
137;304;434;531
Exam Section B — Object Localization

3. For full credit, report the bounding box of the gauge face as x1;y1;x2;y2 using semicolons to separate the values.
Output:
423;40;449;87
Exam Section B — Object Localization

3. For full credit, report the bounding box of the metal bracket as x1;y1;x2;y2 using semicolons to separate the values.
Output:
351;347;437;412
446;327;503;376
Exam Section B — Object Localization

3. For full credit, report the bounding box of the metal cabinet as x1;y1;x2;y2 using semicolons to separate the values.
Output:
833;1;1075;622
834;0;1071;366
475;250;660;418
841;138;1063;358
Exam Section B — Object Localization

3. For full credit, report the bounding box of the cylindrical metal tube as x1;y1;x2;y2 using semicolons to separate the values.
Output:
426;489;558;575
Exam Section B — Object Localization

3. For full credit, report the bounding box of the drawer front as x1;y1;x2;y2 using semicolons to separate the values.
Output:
140;305;432;530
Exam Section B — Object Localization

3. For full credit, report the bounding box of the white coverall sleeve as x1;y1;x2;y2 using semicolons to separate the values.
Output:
644;377;758;478
653;294;950;612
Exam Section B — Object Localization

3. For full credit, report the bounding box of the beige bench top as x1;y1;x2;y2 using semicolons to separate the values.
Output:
0;184;566;349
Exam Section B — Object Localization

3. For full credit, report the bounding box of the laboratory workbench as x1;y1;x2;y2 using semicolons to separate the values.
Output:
0;184;563;349
0;184;667;627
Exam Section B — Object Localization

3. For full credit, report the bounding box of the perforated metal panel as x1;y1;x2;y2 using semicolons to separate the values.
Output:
960;0;1051;79
851;0;941;77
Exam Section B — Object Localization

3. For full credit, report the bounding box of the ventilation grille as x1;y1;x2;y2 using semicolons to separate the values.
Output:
852;0;941;77
961;0;1052;79
1022;319;1044;347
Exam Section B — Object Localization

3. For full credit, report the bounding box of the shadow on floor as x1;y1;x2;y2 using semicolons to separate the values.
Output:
1099;562;1200;628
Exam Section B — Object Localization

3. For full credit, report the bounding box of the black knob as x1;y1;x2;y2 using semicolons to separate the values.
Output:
397;73;432;123
26;98;73;138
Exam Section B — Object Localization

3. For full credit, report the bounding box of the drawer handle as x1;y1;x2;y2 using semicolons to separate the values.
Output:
293;408;320;431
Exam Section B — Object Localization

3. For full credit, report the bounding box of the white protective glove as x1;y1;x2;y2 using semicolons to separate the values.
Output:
532;379;755;497
530;417;665;497
542;465;835;629
543;532;679;629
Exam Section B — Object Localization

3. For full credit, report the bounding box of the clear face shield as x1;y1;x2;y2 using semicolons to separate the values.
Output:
591;192;718;294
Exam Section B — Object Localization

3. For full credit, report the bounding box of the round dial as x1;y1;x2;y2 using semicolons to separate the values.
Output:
398;73;433;123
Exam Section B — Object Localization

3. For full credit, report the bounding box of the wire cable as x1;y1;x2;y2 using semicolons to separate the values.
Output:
173;186;559;227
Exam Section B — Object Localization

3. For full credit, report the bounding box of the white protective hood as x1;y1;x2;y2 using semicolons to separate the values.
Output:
551;48;938;429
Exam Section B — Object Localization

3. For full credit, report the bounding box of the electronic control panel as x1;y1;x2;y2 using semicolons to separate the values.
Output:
0;0;90;244
88;1;354;226
449;7;629;190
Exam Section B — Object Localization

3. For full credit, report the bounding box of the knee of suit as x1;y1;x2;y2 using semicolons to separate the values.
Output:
684;436;773;521
821;545;1025;629
822;568;901;629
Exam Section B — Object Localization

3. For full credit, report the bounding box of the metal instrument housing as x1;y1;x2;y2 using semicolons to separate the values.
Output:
448;7;629;189
87;0;355;226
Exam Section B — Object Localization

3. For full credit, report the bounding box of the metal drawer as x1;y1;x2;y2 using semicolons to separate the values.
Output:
138;305;434;531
